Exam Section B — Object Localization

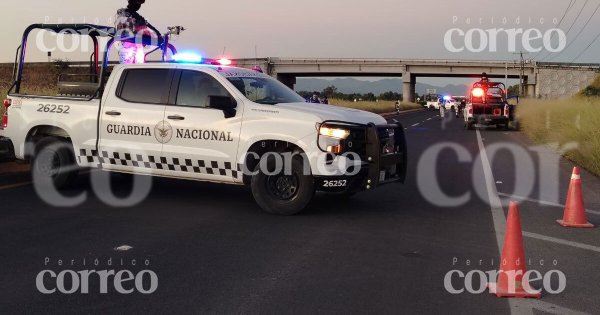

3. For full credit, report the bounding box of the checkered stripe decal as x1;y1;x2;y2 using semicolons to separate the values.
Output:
77;149;241;179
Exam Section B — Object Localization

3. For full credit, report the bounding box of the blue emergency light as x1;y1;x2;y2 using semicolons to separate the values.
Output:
172;52;203;63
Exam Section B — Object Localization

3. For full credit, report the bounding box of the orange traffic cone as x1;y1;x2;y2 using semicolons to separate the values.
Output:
557;167;594;228
489;202;541;298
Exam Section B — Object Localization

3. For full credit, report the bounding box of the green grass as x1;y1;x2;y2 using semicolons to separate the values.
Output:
329;99;421;114
518;97;600;176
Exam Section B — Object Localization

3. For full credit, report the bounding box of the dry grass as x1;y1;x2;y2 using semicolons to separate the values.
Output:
329;99;422;114
518;97;600;176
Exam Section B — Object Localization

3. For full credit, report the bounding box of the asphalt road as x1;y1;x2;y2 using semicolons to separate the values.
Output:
1;109;599;314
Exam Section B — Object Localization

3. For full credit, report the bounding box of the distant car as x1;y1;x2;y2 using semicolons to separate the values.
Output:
427;98;442;110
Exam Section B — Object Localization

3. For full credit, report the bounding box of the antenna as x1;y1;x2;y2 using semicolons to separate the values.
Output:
222;46;227;58
254;44;259;67
252;45;264;73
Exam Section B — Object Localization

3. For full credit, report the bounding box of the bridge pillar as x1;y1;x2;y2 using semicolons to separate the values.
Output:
526;84;536;98
276;74;296;90
523;75;537;98
402;73;416;103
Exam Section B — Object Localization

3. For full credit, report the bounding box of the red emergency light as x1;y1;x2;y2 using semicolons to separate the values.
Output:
218;58;232;66
472;88;485;98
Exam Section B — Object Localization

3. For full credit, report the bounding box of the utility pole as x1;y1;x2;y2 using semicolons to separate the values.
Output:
505;61;508;87
513;51;528;96
519;51;525;96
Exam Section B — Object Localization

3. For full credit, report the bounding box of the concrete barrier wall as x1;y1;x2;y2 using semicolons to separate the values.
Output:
537;68;599;99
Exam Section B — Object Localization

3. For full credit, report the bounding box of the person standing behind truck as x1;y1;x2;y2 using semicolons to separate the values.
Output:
115;0;161;64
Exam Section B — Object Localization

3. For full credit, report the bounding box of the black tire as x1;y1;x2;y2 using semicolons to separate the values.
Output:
32;138;78;189
251;153;315;215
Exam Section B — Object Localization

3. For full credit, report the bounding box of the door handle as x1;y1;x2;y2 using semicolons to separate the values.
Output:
167;115;185;121
105;111;121;116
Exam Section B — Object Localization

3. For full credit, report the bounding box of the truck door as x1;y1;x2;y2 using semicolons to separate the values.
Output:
161;69;243;183
99;67;174;174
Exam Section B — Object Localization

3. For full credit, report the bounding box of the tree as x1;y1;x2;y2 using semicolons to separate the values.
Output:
507;84;520;96
363;92;377;102
322;85;338;98
378;91;401;101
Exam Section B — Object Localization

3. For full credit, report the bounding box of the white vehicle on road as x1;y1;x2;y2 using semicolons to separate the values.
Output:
444;98;458;111
0;24;408;215
425;94;441;110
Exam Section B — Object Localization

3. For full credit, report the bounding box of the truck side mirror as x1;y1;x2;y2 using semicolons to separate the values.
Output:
209;96;237;118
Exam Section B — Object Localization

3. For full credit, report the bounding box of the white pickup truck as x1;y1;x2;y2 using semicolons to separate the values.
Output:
0;24;407;215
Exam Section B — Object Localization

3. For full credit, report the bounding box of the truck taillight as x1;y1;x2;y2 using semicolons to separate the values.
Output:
504;104;510;117
2;99;10;129
472;88;485;98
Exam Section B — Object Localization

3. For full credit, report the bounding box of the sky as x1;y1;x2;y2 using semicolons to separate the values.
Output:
1;0;598;86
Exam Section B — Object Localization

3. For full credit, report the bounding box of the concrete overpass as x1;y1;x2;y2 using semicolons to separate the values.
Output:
232;58;600;101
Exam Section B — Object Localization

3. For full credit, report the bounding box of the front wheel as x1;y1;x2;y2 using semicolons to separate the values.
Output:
251;154;315;215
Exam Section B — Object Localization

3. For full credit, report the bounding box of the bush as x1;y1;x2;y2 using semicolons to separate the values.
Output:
580;86;600;97
579;75;600;97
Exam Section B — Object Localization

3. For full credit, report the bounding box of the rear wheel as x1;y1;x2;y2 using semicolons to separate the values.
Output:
251;154;315;215
32;138;78;189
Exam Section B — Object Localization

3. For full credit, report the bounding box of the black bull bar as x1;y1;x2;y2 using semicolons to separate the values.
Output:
318;120;408;190
365;123;408;187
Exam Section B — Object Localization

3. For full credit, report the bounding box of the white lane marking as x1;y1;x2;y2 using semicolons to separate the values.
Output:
114;245;133;251
498;192;600;216
427;118;432;121
411;123;420;127
475;130;506;250
476;130;589;315
392;119;398;123
522;231;600;254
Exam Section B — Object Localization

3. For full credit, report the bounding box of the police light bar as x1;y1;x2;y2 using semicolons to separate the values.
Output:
443;95;451;101
171;53;234;66
172;53;203;63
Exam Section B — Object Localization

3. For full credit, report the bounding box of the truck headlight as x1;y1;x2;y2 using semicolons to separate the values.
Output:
319;126;350;140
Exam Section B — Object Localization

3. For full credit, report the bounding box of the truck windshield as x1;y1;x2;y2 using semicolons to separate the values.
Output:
226;76;305;105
